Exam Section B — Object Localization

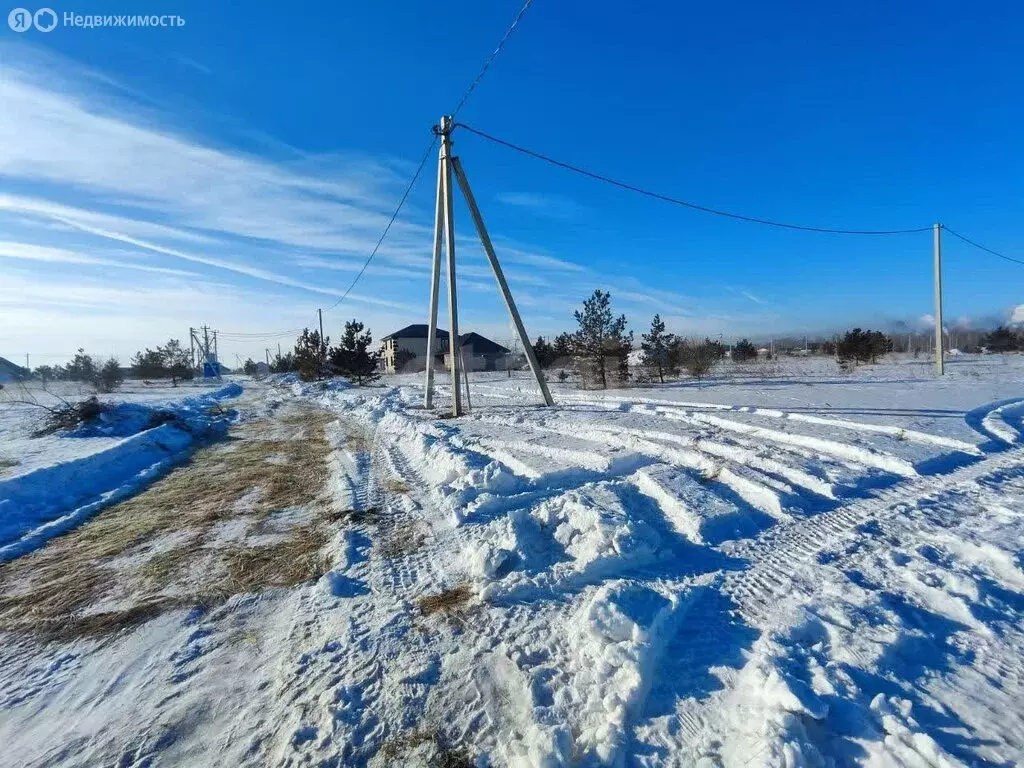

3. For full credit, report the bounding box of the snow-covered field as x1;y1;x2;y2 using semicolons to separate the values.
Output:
1;356;1023;767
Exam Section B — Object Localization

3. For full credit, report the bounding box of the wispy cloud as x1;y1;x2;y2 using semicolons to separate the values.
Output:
496;191;586;219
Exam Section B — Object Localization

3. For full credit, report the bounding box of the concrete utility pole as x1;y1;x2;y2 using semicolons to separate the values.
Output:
266;348;271;365
441;116;463;416
933;222;944;376
424;134;446;410
451;155;554;407
422;115;554;414
189;328;195;370
318;307;326;376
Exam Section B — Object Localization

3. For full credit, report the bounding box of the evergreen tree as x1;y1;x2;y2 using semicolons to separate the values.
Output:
294;328;329;381
271;352;296;373
161;339;193;385
731;339;758;363
983;326;1019;353
552;332;573;363
571;289;632;389
131;348;165;380
96;358;124;393
640;314;675;383
328;320;381;385
532;336;557;369
242;358;259;376
836;328;893;365
65;348;97;383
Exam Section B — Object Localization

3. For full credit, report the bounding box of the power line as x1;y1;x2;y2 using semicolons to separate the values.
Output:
455;122;934;236
322;0;536;316
452;0;535;117
324;135;438;313
942;225;1024;267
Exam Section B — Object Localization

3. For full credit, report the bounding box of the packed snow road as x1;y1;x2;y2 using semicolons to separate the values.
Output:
1;358;1023;767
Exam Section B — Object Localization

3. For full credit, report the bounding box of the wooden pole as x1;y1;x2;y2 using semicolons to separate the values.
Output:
450;155;554;406
933;222;944;376
424;142;445;408
440;116;463;416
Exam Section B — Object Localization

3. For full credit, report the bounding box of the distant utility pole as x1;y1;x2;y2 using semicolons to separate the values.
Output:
266;348;271;365
318;307;325;375
933;222;944;376
189;328;195;370
25;353;29;371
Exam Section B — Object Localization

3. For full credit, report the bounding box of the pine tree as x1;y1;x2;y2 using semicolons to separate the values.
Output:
271;352;296;373
329;320;381;385
572;289;632;389
242;359;258;375
552;332;573;362
160;339;193;386
731;339;758;363
641;314;675;383
294;328;329;381
532;336;557;369
96;358;124;393
65;348;97;383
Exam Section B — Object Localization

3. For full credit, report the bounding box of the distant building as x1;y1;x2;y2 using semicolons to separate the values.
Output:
0;356;29;384
443;332;511;372
381;324;450;374
381;325;511;373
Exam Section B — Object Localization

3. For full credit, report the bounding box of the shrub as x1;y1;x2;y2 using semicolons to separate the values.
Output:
731;339;758;363
836;328;893;365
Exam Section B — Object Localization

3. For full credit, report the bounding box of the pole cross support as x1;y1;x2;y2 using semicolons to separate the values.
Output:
423;115;554;415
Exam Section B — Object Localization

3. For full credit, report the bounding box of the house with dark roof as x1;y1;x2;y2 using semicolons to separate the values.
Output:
380;325;510;373
443;332;511;372
0;356;29;384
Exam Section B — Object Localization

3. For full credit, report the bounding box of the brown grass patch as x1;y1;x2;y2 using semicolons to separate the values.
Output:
418;585;473;617
378;525;426;559
379;729;475;768
0;401;339;642
222;522;332;595
383;477;411;494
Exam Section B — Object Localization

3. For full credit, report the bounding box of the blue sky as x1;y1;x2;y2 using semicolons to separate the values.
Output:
1;1;1022;365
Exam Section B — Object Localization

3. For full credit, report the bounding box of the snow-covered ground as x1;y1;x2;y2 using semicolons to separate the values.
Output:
1;356;1023;766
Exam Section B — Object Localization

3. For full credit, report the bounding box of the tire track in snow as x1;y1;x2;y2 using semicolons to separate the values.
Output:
722;448;1024;627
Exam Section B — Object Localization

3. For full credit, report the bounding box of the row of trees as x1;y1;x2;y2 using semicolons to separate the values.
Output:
529;290;768;389
31;339;196;393
239;320;382;384
527;290;912;389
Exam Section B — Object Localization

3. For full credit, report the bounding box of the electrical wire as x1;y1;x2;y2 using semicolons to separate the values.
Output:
323;135;438;313
942;225;1024;267
319;0;537;316
455;123;934;236
452;0;535;118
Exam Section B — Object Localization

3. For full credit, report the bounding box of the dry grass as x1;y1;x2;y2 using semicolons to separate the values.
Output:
418;585;473;617
383;477;411;494
0;457;19;469
0;402;339;642
222;522;333;595
379;729;475;768
378;524;427;559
